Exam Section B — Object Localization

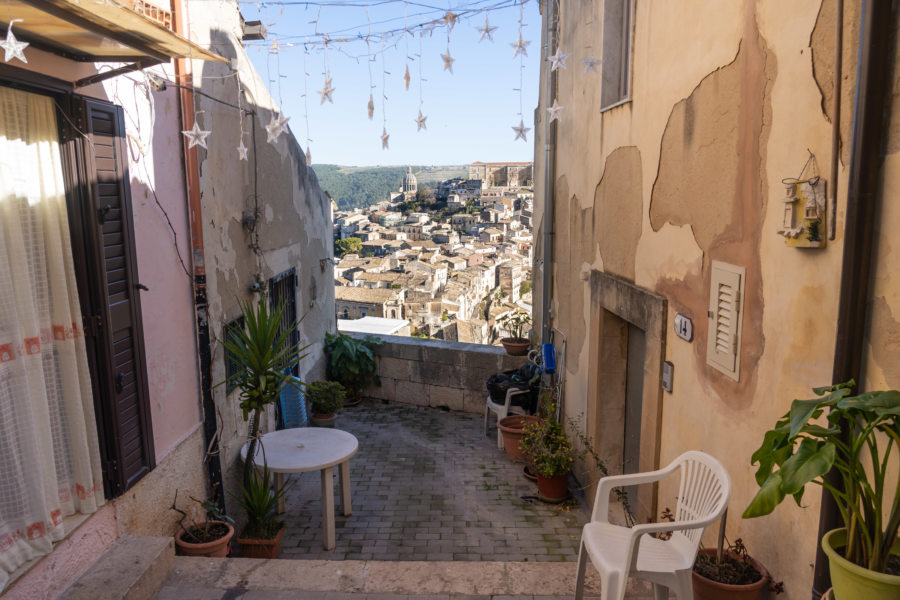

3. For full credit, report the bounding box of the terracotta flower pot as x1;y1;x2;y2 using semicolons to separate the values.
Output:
175;521;234;557
501;338;530;356
536;472;569;503
497;415;540;461
238;525;286;559
311;412;336;427
692;548;769;600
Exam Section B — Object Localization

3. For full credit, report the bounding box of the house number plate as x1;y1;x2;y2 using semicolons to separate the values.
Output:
674;313;693;342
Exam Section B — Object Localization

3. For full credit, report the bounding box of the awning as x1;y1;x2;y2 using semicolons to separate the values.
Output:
2;0;226;87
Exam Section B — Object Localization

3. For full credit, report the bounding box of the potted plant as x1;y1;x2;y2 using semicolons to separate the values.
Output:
306;380;345;427
692;532;778;599
172;492;235;557
518;401;575;502
221;299;308;489
497;311;532;356
235;462;288;559
324;332;382;406
743;381;900;600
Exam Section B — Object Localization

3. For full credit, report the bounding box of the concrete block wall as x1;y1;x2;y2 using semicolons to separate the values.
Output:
358;334;527;414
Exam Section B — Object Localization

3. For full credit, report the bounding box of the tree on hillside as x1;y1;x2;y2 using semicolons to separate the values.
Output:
416;185;435;203
335;237;362;257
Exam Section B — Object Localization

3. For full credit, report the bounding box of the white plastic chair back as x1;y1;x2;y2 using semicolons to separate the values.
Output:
672;451;731;548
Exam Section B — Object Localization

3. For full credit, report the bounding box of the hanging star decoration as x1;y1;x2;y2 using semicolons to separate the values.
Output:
477;15;497;42
181;121;211;150
237;139;248;161
441;49;454;74
512;119;531;142
305;147;312;166
403;64;411;90
510;33;530;58
548;48;569;71
367;94;375;119
381;128;390;149
582;54;601;74
547;99;564;123
1;20;29;64
318;76;335;104
265;113;290;143
271;39;280;54
443;11;458;33
415;111;428;132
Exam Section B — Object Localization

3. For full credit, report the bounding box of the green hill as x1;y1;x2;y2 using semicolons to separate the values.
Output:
312;164;467;210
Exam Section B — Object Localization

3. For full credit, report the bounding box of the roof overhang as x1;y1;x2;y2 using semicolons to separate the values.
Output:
2;0;226;87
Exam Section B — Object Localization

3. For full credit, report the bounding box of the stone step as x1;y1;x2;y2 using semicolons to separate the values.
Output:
157;558;656;599
59;535;174;600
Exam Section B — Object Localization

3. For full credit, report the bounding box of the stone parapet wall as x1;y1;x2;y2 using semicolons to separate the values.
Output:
358;334;526;413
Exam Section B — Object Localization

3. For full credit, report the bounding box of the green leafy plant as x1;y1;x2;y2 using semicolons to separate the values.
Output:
235;463;287;540
694;537;779;589
744;381;900;573
324;332;382;403
219;299;308;488
519;401;575;478
498;311;532;343
307;381;345;416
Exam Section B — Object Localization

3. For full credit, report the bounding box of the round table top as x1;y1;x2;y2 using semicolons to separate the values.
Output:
240;428;358;473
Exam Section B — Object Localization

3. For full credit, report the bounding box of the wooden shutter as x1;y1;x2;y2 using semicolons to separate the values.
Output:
706;261;745;381
80;99;155;495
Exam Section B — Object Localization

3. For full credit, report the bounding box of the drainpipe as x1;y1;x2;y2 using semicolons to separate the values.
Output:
827;0;842;241
539;0;557;346
171;0;226;509
811;1;894;598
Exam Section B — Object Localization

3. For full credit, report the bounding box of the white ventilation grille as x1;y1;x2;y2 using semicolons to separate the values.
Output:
706;261;745;380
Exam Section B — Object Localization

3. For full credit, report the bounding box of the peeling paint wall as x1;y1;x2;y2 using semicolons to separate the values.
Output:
185;1;335;517
532;0;894;596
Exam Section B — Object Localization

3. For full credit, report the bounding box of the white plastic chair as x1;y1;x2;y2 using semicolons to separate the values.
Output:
574;451;731;600
484;387;533;449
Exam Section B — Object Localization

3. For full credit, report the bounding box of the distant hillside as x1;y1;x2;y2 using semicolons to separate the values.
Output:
312;164;467;210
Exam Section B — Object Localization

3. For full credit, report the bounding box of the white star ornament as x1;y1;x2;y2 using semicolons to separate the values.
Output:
182;121;211;150
548;49;569;71
1;21;29;64
512;119;531;142
415;111;428;131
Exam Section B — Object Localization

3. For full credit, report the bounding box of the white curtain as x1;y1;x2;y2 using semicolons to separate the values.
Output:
0;86;105;590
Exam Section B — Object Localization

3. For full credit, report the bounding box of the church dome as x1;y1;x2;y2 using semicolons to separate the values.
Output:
402;166;418;193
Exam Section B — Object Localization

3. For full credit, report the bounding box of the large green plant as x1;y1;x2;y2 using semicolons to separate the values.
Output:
324;332;382;403
519;401;575;478
220;299;308;488
743;381;900;573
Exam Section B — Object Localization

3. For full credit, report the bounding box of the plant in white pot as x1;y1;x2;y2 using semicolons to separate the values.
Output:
743;381;900;600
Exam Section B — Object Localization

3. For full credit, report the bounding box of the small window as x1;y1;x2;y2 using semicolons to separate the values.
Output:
224;316;245;393
706;261;746;381
601;0;634;110
342;307;349;319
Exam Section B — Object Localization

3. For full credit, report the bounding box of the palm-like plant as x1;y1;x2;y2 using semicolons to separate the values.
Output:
220;299;308;487
744;381;900;573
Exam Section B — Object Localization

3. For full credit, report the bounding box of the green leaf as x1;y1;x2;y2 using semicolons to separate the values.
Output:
743;470;786;518
789;398;825;438
778;438;835;494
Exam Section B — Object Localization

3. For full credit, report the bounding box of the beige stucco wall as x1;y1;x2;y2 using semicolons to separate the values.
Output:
532;1;898;597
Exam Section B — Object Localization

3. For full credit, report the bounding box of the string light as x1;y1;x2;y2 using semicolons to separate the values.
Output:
511;0;530;141
1;19;28;64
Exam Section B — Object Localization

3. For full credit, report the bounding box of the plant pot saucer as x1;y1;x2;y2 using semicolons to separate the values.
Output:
523;465;538;481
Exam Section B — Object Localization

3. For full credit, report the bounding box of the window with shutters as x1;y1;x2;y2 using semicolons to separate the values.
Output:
600;0;635;111
706;261;746;381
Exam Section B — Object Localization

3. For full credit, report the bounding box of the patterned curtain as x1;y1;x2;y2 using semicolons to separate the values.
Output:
0;86;105;590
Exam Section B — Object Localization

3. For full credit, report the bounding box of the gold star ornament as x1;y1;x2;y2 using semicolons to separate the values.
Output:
381;128;390;149
441;50;455;74
415;111;428;132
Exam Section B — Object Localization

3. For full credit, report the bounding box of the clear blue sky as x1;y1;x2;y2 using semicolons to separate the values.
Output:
237;0;541;166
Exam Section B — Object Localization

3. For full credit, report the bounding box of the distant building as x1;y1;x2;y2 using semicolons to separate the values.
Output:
338;316;410;337
401;166;418;194
498;262;525;303
335;286;406;320
468;162;533;187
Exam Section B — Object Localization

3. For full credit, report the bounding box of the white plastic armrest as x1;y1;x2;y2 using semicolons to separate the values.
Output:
591;464;680;523
504;387;531;407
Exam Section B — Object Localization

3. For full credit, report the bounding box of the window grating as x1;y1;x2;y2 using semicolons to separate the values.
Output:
269;268;299;376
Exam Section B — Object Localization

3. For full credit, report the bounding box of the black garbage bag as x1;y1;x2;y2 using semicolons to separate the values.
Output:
485;362;541;414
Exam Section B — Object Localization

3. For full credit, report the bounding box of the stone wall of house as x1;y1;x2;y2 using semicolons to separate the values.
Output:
362;335;526;413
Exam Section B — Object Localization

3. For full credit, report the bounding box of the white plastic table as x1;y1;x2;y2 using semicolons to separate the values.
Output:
241;428;358;550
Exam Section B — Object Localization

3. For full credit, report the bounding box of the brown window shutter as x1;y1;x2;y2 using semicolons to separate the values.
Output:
82;98;155;495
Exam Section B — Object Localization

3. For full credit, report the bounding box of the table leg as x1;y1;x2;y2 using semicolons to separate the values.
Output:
339;460;352;516
276;472;285;515
321;466;335;550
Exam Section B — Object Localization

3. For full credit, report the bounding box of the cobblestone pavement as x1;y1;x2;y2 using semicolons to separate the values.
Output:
157;590;611;600
277;401;589;562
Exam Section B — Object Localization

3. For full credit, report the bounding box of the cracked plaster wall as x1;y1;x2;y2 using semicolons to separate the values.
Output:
530;0;889;595
187;2;335;521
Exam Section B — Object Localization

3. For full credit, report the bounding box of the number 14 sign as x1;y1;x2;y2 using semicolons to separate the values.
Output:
674;313;693;342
